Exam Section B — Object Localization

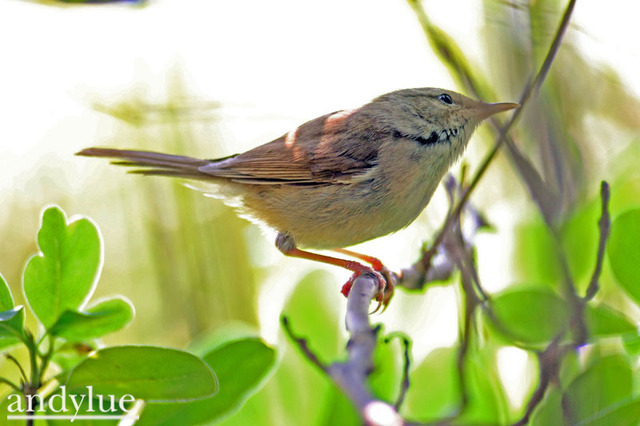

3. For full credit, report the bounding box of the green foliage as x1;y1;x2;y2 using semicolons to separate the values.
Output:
608;209;640;303
23;207;101;329
367;333;406;404
404;346;460;419
282;271;345;364
65;346;218;401
1;1;639;424
0;206;243;423
488;288;570;347
563;355;635;424
138;338;276;425
49;297;134;342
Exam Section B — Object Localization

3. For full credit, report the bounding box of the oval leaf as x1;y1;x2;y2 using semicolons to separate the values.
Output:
23;206;102;329
138;338;276;425
488;288;570;346
65;346;217;402
608;209;640;303
50;297;135;341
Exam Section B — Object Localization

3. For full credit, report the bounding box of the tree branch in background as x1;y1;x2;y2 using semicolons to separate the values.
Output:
398;174;489;291
585;181;611;301
407;0;578;269
512;336;566;426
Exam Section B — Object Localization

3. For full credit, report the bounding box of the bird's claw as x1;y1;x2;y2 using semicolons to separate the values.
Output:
340;267;395;314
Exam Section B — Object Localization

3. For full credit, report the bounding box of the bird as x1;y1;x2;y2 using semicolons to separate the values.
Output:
77;87;518;311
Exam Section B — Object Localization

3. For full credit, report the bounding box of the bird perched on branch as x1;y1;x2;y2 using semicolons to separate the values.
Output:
78;87;518;311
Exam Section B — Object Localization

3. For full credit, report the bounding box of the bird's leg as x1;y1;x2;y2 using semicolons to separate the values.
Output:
333;248;396;307
276;233;388;312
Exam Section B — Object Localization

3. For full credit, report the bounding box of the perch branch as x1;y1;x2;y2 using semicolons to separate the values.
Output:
283;275;403;425
328;274;402;425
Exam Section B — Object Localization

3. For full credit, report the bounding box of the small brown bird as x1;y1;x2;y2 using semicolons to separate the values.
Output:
78;88;518;310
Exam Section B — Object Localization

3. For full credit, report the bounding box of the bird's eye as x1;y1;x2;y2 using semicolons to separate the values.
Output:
438;93;453;105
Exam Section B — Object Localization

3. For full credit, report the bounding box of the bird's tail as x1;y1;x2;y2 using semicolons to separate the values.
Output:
76;147;215;179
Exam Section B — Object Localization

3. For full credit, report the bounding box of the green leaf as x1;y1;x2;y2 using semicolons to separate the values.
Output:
514;220;562;290
576;398;640;426
405;346;460;420
608;209;640;303
51;341;98;372
564;355;633;424
530;387;564;426
0;272;15;311
49;296;134;341
320;389;361;426
622;333;640;356
23;206;102;329
137;338;276;425
0;306;26;343
65;346;217;402
487;288;570;346
585;303;637;338
457;350;509;424
367;332;406;403
561;200;601;294
282;270;344;364
45;391;123;426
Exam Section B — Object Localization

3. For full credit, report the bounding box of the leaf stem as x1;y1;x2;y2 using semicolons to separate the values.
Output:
5;354;28;384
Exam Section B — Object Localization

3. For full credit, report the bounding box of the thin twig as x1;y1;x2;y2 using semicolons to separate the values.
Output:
512;336;567;426
281;316;329;372
422;0;577;267
447;226;483;417
585;181;611;301
385;333;412;410
399;173;488;291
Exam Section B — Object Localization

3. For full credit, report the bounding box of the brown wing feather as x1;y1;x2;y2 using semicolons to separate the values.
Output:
78;109;384;185
199;109;382;185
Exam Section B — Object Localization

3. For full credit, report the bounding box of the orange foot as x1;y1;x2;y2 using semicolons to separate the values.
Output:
340;266;395;313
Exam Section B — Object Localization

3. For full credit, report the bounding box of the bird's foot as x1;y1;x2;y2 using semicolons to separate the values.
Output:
340;266;395;313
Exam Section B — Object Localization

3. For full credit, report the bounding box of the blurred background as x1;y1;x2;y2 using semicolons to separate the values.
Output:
1;0;639;423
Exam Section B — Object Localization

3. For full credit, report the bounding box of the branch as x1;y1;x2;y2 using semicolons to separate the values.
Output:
398;174;489;291
416;0;577;270
512;336;567;426
283;275;403;425
585;181;611;301
281;316;328;372
385;333;412;411
328;275;402;425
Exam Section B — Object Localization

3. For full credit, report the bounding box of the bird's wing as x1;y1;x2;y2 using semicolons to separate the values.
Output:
199;110;382;185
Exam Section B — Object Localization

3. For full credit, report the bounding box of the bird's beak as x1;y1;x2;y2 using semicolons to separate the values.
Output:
472;101;520;121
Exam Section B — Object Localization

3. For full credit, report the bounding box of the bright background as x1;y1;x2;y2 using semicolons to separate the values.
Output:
0;0;639;418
